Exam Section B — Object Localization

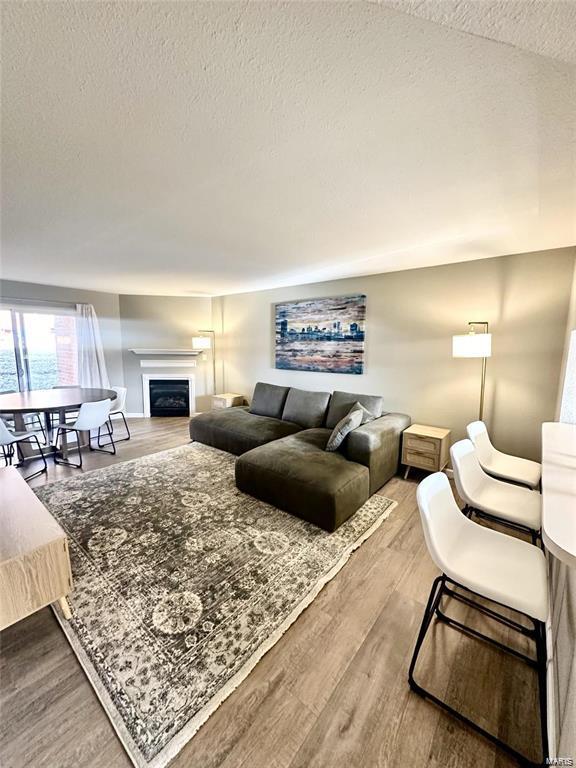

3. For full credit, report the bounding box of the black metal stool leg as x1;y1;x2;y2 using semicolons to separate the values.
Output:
535;621;549;761
408;574;548;767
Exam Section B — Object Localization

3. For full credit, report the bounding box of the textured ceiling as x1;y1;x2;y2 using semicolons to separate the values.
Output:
1;1;575;296
386;0;576;65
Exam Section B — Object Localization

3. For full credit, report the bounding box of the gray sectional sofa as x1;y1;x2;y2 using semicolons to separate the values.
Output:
190;382;410;532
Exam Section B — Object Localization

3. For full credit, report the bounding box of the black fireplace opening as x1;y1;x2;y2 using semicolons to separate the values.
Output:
149;379;190;417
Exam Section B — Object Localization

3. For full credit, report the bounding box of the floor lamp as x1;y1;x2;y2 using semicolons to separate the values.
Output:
192;330;216;395
452;322;492;421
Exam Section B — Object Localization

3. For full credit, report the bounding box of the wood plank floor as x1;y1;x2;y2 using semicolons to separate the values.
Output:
0;418;540;768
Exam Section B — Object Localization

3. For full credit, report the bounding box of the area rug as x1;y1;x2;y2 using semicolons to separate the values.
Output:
36;442;396;768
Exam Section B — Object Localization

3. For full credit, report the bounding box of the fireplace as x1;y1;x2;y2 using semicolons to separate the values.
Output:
149;379;190;417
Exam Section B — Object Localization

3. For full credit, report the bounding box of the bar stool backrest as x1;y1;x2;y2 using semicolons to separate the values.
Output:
466;420;494;466
450;439;491;505
416;472;467;575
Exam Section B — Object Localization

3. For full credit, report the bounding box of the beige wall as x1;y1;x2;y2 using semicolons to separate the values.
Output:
219;248;576;461
119;294;213;413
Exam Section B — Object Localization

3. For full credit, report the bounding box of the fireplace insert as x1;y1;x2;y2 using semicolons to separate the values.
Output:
149;379;190;417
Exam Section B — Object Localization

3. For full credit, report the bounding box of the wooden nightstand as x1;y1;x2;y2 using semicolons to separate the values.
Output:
212;393;244;409
402;424;452;479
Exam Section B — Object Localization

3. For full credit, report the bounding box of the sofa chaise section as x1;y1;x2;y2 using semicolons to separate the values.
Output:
235;429;370;532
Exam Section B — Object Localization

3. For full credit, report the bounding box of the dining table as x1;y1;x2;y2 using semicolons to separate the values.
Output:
0;387;116;460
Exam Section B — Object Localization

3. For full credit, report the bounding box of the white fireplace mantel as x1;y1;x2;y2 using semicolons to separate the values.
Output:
142;374;196;417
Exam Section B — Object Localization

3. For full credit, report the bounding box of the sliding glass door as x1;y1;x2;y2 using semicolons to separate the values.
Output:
0;306;78;393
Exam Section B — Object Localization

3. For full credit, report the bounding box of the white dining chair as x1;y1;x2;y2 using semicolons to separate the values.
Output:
0;417;47;481
451;439;542;544
107;386;130;442
409;472;548;765
50;384;80;426
54;399;115;469
0;390;47;444
466;421;541;489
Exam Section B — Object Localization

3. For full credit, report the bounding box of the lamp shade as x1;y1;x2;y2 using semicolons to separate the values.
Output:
452;333;492;358
192;335;211;350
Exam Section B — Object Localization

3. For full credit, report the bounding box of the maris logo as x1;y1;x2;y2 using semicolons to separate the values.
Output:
546;759;574;766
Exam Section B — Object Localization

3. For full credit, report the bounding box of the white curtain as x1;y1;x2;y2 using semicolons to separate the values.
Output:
76;303;110;389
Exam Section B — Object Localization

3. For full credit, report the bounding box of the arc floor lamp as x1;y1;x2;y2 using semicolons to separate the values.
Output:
452;321;492;421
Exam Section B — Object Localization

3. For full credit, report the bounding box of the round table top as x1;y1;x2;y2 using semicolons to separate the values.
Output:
0;388;117;413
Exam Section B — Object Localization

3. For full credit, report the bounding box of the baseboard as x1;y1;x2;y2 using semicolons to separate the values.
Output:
124;413;145;418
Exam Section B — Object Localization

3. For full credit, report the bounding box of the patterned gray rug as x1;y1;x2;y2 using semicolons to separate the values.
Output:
36;443;396;768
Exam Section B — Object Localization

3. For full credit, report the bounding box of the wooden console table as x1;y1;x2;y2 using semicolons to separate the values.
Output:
0;467;73;630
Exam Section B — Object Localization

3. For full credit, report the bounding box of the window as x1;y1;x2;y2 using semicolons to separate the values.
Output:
0;305;78;393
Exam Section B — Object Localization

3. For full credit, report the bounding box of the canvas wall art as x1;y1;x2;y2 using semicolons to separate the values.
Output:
275;294;366;374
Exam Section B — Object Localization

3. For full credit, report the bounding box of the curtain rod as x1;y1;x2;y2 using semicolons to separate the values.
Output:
0;297;77;309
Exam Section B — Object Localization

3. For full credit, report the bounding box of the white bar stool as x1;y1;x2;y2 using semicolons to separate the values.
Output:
467;421;541;489
451;439;542;545
409;472;548;765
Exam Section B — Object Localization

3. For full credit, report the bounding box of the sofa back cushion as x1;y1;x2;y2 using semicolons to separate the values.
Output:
249;382;290;419
282;387;331;428
325;390;384;428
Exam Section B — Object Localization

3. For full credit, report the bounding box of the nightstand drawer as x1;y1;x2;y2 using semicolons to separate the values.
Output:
403;435;440;455
403;451;439;471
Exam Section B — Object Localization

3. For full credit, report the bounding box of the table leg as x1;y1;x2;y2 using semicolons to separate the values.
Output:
58;408;69;458
404;465;411;480
13;413;34;459
44;410;53;446
57;596;72;620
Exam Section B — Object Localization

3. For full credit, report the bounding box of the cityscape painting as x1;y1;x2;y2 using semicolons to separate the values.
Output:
275;294;366;374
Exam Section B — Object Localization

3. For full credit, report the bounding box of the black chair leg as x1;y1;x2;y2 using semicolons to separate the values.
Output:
89;422;116;455
106;411;130;442
20;435;48;482
31;414;47;445
54;428;83;469
408;574;548;767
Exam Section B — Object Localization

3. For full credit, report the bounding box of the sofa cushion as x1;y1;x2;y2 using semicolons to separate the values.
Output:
235;429;369;532
190;407;301;455
249;382;290;419
326;402;365;452
325;390;384;429
282;387;331;429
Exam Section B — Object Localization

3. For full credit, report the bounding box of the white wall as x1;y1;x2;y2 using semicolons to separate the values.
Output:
218;248;576;461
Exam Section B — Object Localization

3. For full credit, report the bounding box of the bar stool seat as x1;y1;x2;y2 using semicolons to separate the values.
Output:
467;420;541;488
445;512;547;620
451;439;542;538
